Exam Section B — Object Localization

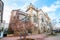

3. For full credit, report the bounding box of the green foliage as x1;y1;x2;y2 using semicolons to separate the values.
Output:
0;26;3;31
48;33;57;36
7;30;14;34
7;27;14;34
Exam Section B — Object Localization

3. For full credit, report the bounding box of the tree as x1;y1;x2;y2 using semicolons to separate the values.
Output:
49;22;54;34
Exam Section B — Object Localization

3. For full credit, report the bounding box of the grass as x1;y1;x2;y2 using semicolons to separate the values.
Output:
48;34;57;36
47;33;57;37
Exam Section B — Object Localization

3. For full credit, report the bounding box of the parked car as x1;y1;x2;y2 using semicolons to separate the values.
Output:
53;29;60;33
0;27;4;38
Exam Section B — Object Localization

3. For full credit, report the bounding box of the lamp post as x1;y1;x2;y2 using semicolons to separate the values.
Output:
23;16;27;40
20;16;27;40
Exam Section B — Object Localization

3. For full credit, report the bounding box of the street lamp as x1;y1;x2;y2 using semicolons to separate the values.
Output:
23;16;27;40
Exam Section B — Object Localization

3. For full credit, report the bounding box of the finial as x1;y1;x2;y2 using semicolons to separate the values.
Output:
30;3;32;5
29;3;33;7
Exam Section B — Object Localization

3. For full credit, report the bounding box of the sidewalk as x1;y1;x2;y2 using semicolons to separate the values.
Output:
0;34;47;40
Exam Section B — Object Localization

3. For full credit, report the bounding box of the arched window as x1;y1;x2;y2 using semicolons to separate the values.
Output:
33;15;38;23
41;17;44;22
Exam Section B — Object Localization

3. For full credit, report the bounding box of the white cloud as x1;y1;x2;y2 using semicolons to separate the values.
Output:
55;0;60;5
3;6;13;23
3;0;60;23
3;2;19;23
2;0;38;23
42;0;60;13
42;0;60;20
20;0;38;11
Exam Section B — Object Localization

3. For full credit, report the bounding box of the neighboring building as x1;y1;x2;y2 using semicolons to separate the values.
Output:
0;23;4;38
8;3;52;36
0;0;4;38
0;0;4;23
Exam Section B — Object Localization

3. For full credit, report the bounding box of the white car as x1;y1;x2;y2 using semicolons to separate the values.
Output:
0;31;3;38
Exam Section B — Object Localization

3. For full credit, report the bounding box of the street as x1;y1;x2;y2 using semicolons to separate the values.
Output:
45;33;60;40
0;33;60;40
0;34;46;40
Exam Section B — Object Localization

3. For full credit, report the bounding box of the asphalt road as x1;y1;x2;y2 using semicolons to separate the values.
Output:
0;33;60;40
44;33;60;40
0;34;46;40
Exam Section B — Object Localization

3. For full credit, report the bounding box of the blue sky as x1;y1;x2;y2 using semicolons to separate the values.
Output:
2;0;60;23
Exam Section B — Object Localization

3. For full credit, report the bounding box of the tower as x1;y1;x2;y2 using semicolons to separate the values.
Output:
0;0;4;23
